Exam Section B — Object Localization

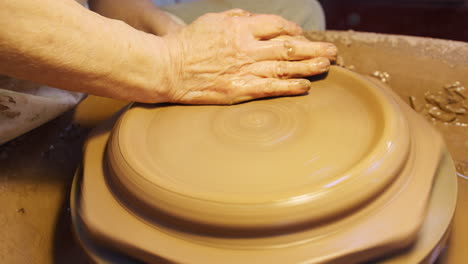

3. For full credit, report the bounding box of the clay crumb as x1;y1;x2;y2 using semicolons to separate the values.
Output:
16;208;25;214
428;106;457;122
0;104;9;111
454;122;468;127
371;71;391;83
2;111;20;119
445;81;466;99
334;56;355;71
0;95;16;104
410;81;467;126
408;96;421;111
29;113;40;122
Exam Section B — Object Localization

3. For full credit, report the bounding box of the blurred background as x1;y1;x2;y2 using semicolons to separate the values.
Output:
154;0;468;42
320;0;468;42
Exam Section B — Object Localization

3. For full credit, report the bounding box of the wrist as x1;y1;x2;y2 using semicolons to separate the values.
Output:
120;30;183;103
87;17;173;103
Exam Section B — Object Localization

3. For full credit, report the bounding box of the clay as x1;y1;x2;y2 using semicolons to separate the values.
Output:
376;76;467;150
371;70;391;83
107;66;410;231
408;81;468;175
74;66;454;264
306;31;468;181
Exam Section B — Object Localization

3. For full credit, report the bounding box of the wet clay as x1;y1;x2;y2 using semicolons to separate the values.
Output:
306;31;468;181
305;31;468;263
406;81;468;176
107;65;410;231
75;66;455;264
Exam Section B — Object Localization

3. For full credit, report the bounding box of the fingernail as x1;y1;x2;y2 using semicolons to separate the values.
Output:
294;79;311;91
232;95;253;104
314;57;330;70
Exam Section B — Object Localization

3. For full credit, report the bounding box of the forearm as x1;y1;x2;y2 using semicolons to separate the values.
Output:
88;0;183;36
0;0;172;102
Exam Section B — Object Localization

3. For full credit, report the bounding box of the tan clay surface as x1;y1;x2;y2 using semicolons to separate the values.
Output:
75;66;453;264
74;139;457;264
107;66;410;231
305;31;468;263
305;31;468;177
0;31;466;264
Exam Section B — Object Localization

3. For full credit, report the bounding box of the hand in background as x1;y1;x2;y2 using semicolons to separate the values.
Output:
161;9;337;104
89;0;185;36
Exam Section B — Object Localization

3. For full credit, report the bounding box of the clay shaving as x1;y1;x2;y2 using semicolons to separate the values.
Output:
408;81;468;126
408;81;468;177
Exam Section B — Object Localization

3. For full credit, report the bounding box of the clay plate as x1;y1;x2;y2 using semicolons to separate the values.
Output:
75;66;456;263
106;65;410;231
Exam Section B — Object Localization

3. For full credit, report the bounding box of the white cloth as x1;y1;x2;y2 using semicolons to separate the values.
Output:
0;77;84;144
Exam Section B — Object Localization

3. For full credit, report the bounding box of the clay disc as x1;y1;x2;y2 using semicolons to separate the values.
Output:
106;66;410;231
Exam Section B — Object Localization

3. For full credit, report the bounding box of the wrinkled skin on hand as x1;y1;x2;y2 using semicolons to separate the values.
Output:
162;9;337;105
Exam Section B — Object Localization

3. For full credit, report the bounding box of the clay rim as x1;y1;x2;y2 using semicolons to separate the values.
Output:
105;66;411;230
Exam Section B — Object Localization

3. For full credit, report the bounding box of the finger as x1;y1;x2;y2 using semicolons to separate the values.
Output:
176;90;233;105
243;57;330;79
248;14;303;39
248;38;337;61
230;77;311;104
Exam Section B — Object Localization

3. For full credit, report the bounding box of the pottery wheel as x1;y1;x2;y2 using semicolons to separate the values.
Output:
106;67;410;231
75;66;456;264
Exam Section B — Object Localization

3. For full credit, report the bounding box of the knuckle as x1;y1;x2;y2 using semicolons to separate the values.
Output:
282;40;295;59
261;14;286;29
275;61;289;79
271;20;287;33
277;24;286;34
261;79;276;96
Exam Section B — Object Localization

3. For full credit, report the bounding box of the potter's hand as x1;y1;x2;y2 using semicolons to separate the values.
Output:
162;9;337;104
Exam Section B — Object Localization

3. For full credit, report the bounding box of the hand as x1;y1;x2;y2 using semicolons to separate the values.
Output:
160;9;337;105
89;0;185;36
